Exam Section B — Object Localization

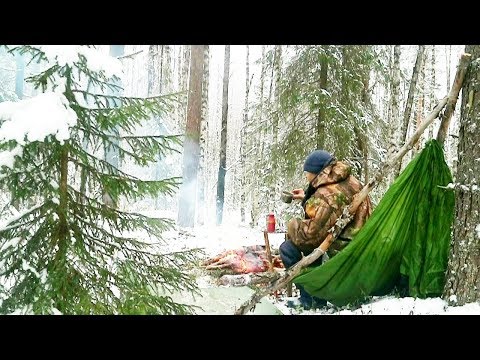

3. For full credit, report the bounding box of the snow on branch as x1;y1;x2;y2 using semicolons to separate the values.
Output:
439;183;480;193
0;92;77;146
36;45;123;79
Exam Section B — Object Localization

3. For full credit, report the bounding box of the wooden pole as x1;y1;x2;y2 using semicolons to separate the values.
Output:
436;53;471;145
263;230;274;272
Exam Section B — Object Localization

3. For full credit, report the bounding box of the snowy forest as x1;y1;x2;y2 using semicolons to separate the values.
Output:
0;44;479;315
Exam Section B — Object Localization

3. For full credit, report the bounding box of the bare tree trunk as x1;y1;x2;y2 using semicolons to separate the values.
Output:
428;46;437;140
159;45;164;91
413;55;426;154
177;45;205;228
182;45;191;91
250;45;266;228
436;53;471;146
358;71;370;184
216;45;230;225
196;46;209;226
316;47;328;150
386;46;394;126
163;45;172;92
443;46;480;306
147;45;158;95
268;46;275;104
175;46;183;126
395;45;426;177
263;46;275;214
14;51;24;100
386;45;401;185
446;45;452;93
445;45;453;154
272;45;282;147
341;45;368;180
178;46;191;129
258;46;267;169
269;45;282;214
240;46;250;223
154;46;165;209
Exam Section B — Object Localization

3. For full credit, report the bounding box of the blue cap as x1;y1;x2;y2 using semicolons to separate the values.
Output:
303;150;333;174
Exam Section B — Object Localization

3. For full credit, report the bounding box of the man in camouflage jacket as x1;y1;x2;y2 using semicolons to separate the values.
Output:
280;149;372;309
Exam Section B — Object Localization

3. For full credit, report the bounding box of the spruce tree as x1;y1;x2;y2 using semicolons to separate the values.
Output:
0;45;200;315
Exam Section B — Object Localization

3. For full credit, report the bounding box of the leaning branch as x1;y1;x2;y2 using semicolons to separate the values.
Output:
117;50;144;60
436;53;471;145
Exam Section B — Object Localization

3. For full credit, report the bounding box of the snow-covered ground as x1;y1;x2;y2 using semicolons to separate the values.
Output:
151;214;480;315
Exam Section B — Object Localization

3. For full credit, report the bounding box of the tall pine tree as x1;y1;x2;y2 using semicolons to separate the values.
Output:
0;45;199;315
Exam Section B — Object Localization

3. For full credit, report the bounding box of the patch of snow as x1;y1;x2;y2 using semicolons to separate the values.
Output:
110;285;121;299
38;45;123;79
0;237;22;252
40;269;47;284
22;259;40;279
51;308;63;315
195;275;215;288
73;92;97;109
0;92;77;145
0;145;23;169
444;302;480;314
39;45;83;68
9;305;33;315
0;203;44;231
273;295;480;316
50;180;59;190
161;223;286;258
446;183;455;189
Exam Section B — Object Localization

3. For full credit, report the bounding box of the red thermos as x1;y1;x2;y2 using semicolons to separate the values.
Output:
267;213;276;233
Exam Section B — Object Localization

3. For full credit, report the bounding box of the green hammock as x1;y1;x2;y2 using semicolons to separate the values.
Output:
293;140;455;307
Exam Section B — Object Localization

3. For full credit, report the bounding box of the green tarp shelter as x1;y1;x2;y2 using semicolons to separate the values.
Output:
294;140;455;307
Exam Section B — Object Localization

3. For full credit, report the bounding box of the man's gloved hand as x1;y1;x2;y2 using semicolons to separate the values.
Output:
292;188;305;200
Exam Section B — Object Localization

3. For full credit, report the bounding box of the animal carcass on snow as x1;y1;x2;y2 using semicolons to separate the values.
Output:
201;245;284;274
